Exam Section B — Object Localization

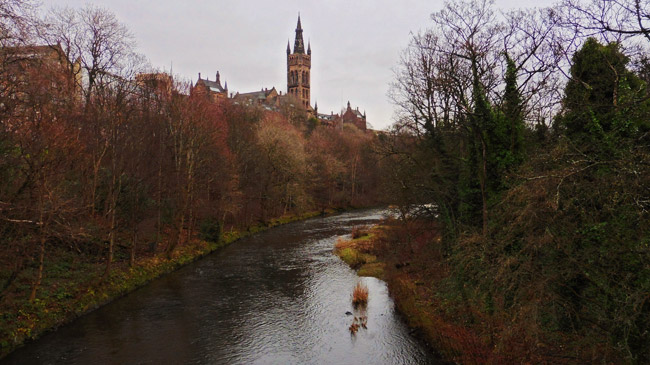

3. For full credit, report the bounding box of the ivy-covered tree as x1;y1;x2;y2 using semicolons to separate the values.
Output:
558;38;650;150
501;53;525;167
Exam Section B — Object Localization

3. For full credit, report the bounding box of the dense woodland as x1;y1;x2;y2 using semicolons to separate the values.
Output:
382;0;650;362
0;0;380;350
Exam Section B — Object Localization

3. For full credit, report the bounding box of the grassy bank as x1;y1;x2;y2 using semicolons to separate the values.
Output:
334;220;503;364
333;227;384;280
0;209;329;359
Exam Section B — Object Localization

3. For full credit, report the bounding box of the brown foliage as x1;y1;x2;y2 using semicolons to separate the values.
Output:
352;282;368;307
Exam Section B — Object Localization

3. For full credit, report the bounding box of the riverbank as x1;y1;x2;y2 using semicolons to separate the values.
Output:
0;209;332;359
337;216;639;363
335;219;499;364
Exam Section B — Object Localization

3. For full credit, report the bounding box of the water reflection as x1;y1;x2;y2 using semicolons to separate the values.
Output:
3;209;439;365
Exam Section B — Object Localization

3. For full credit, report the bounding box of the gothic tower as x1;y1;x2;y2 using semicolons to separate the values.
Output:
287;15;311;110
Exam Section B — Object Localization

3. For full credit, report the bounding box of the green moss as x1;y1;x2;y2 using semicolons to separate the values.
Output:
357;262;385;279
352;233;373;242
336;247;376;269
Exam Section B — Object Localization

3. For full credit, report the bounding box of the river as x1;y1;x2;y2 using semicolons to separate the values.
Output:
3;209;440;364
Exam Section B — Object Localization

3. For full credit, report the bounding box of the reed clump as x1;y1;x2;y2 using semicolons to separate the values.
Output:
352;282;368;307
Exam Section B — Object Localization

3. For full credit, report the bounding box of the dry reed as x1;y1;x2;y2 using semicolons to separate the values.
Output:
352;282;369;307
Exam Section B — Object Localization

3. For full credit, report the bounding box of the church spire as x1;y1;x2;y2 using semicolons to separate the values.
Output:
293;14;305;54
287;39;291;54
307;40;311;55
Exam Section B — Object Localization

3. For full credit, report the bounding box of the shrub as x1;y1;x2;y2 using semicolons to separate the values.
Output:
351;226;369;239
199;219;222;243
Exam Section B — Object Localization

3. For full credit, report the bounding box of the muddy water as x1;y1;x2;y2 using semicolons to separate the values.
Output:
3;209;440;364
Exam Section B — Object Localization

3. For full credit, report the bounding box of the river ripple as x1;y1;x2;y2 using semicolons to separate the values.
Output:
3;209;440;364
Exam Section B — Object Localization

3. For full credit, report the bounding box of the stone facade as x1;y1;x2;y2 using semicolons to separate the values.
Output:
1;43;83;108
315;101;367;131
286;16;311;111
339;101;367;131
192;71;228;101
233;87;279;108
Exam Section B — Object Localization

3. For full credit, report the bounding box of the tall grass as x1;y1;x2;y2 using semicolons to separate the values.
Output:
352;282;368;307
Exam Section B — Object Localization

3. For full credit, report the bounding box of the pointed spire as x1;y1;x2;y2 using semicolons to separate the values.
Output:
347;101;351;110
307;40;311;55
293;14;305;54
224;81;228;90
216;71;220;84
287;39;291;54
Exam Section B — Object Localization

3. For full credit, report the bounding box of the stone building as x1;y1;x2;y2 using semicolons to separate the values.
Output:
1;43;82;110
182;15;368;132
233;87;279;108
315;101;367;131
286;15;311;111
192;71;228;101
135;72;173;99
339;101;367;131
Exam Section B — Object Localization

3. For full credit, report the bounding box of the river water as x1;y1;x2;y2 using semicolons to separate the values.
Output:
3;209;440;364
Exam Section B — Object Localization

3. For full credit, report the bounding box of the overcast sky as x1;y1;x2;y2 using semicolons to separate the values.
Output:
40;0;557;130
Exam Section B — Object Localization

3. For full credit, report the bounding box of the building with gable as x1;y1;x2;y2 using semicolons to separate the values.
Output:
339;101;367;131
192;71;228;101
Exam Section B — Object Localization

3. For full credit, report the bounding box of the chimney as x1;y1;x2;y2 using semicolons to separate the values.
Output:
198;72;201;80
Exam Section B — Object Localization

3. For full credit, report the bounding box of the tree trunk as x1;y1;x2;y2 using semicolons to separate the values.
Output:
130;229;137;267
480;137;488;237
30;189;46;302
29;232;46;302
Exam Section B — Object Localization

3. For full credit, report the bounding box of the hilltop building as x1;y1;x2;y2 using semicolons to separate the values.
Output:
315;101;367;131
286;15;311;111
233;87;279;108
186;15;367;131
1;43;82;111
192;71;228;101
135;72;174;98
339;101;367;131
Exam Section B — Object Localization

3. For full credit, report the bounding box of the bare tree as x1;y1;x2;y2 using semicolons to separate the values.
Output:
41;5;135;104
560;0;650;43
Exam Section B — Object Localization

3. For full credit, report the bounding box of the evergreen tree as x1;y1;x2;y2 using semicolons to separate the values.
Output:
558;38;649;150
501;53;525;167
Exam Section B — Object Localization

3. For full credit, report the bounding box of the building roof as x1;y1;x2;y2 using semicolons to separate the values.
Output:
293;15;305;54
317;112;338;121
198;78;226;93
234;87;276;100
